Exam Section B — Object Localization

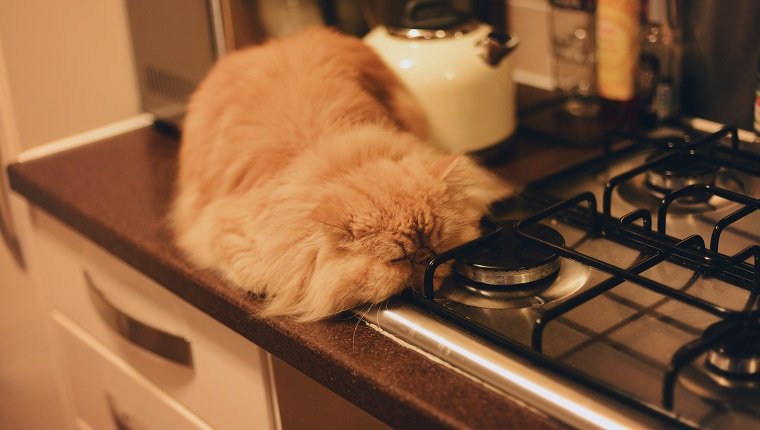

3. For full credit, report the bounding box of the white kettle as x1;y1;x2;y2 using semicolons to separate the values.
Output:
364;0;519;153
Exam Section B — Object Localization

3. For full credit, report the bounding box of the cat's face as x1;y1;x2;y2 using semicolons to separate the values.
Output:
304;155;509;320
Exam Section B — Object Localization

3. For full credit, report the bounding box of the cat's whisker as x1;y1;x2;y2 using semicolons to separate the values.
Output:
352;303;373;350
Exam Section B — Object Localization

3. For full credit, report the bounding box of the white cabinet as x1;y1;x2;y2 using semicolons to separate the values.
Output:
33;210;277;430
51;311;213;430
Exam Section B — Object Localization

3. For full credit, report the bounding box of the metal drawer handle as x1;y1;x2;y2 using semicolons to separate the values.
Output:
85;271;193;367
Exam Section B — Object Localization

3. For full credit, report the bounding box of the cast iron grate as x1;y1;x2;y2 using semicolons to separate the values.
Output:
414;126;759;429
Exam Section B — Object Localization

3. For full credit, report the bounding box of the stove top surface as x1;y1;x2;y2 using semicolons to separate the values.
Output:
367;126;760;429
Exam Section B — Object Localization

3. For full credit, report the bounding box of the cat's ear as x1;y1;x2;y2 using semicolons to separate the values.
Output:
430;154;461;180
436;155;513;209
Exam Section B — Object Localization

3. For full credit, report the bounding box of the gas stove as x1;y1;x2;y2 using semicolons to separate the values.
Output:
366;126;760;429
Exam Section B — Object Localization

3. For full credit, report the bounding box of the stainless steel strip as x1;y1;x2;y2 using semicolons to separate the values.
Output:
365;300;668;430
85;271;194;367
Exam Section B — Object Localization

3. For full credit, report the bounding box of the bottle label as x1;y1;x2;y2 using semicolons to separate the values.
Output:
654;82;673;120
597;0;640;101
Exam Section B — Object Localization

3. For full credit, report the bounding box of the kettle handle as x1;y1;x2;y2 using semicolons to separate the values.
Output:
478;32;519;67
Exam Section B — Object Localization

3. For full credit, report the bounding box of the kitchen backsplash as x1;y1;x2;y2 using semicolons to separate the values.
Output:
125;0;760;133
505;0;760;131
505;0;554;89
679;0;760;131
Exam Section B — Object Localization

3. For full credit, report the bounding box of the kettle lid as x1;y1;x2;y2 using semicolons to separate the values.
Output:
399;0;464;29
386;0;481;39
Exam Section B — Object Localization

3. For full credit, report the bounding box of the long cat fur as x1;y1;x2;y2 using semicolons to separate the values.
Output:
171;28;510;321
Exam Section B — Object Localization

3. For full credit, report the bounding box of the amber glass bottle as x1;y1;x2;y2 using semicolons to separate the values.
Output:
596;0;640;126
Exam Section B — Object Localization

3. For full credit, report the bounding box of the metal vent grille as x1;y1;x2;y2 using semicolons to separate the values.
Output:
143;65;197;102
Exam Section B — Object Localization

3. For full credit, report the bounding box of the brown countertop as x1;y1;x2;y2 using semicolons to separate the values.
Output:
8;91;609;429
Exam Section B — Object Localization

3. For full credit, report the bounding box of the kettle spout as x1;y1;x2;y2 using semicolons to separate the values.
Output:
477;32;519;67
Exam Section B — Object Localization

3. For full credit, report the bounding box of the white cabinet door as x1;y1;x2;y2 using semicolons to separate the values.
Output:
35;211;277;430
52;310;212;430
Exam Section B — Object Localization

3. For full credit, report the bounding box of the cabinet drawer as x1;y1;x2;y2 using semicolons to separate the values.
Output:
34;211;276;430
51;311;211;430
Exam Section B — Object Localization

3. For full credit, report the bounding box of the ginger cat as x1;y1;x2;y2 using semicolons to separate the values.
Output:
171;28;510;321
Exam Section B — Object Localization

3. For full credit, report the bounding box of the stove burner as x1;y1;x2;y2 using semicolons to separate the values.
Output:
644;152;719;200
705;320;760;378
454;221;564;288
679;320;760;413
616;151;749;216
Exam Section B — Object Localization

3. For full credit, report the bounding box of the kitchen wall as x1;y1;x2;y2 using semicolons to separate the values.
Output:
680;0;760;130
505;0;553;89
0;0;141;150
0;203;64;429
0;1;141;429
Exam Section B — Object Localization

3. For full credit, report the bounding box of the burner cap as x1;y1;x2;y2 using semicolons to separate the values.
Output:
644;151;719;196
705;320;760;378
454;220;564;288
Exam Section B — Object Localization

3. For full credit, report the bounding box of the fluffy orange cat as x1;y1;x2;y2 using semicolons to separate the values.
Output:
171;28;510;321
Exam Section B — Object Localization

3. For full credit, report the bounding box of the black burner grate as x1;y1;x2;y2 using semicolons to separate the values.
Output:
414;125;760;429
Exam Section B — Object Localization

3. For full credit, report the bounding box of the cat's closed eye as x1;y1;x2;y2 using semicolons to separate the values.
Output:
388;256;410;265
386;243;411;265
